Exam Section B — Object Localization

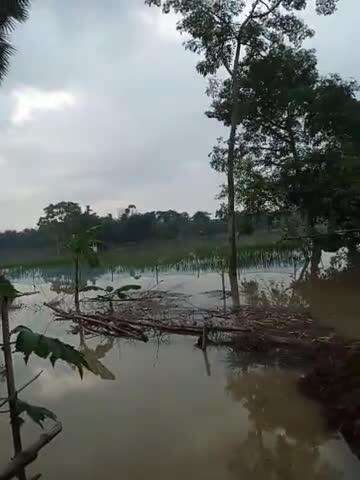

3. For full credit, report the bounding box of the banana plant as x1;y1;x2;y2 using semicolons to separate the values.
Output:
67;226;101;312
81;284;141;313
0;276;93;479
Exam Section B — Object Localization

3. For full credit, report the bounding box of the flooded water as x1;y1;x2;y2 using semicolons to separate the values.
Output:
1;262;360;479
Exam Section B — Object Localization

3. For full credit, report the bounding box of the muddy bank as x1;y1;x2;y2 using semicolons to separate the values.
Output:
300;345;360;459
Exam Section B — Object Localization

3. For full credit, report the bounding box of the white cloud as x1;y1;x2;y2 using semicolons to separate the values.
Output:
135;8;180;41
11;87;76;126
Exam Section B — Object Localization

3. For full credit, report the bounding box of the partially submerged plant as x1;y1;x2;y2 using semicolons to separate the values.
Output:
67;226;101;312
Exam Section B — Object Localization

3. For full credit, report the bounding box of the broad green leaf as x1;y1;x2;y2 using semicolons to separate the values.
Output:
116;292;128;299
94;294;111;302
67;227;101;267
115;285;141;293
15;399;57;429
0;276;20;299
13;326;91;378
80;285;105;292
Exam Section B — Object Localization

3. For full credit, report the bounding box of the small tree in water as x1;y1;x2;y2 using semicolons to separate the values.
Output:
67;227;100;312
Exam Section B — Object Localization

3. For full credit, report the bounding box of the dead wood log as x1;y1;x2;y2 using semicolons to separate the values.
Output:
0;423;62;480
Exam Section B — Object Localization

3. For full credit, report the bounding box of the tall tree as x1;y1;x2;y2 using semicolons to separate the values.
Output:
67;227;100;312
210;45;360;274
146;0;339;308
0;0;31;82
38;202;83;253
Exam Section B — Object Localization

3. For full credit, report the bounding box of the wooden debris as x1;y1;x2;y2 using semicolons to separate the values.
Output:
45;303;252;341
0;423;62;480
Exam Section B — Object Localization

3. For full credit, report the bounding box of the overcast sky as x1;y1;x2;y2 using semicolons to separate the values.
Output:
0;0;358;230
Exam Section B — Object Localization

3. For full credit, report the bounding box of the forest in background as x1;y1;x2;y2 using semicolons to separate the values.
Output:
0;201;280;253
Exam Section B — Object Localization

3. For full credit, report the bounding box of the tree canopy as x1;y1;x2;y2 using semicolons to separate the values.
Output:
210;43;360;251
0;0;31;82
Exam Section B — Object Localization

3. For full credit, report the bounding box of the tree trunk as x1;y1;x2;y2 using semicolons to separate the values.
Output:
221;269;227;312
307;213;321;280
310;242;321;279
226;38;242;310
74;256;80;313
1;298;27;480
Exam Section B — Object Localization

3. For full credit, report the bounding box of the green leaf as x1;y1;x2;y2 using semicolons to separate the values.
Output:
83;247;100;268
94;294;111;302
13;326;91;378
115;285;141;293
15;399;57;429
117;292;128;299
0;276;20;299
67;227;101;268
129;270;142;280
79;285;105;292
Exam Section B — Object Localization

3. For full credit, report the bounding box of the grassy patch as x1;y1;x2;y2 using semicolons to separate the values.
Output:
1;233;300;273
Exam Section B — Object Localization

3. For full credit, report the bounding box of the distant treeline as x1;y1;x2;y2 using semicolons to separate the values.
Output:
0;202;218;252
0;202;282;252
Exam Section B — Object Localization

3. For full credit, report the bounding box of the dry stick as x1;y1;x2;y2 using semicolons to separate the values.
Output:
56;310;148;341
0;423;62;480
202;349;211;377
221;270;227;312
16;292;40;298
0;371;44;410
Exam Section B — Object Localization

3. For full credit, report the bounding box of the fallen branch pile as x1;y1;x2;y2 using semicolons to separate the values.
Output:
44;298;350;357
45;303;251;342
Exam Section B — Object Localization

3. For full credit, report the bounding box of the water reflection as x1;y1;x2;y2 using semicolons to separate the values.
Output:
226;369;342;479
241;279;307;310
79;338;116;381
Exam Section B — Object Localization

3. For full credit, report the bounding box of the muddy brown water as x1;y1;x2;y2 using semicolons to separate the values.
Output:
1;263;360;479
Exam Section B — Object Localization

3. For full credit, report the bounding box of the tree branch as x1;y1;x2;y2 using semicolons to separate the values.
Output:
0;371;44;409
0;423;62;480
239;0;261;35
221;55;233;76
259;0;271;8
254;0;282;19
